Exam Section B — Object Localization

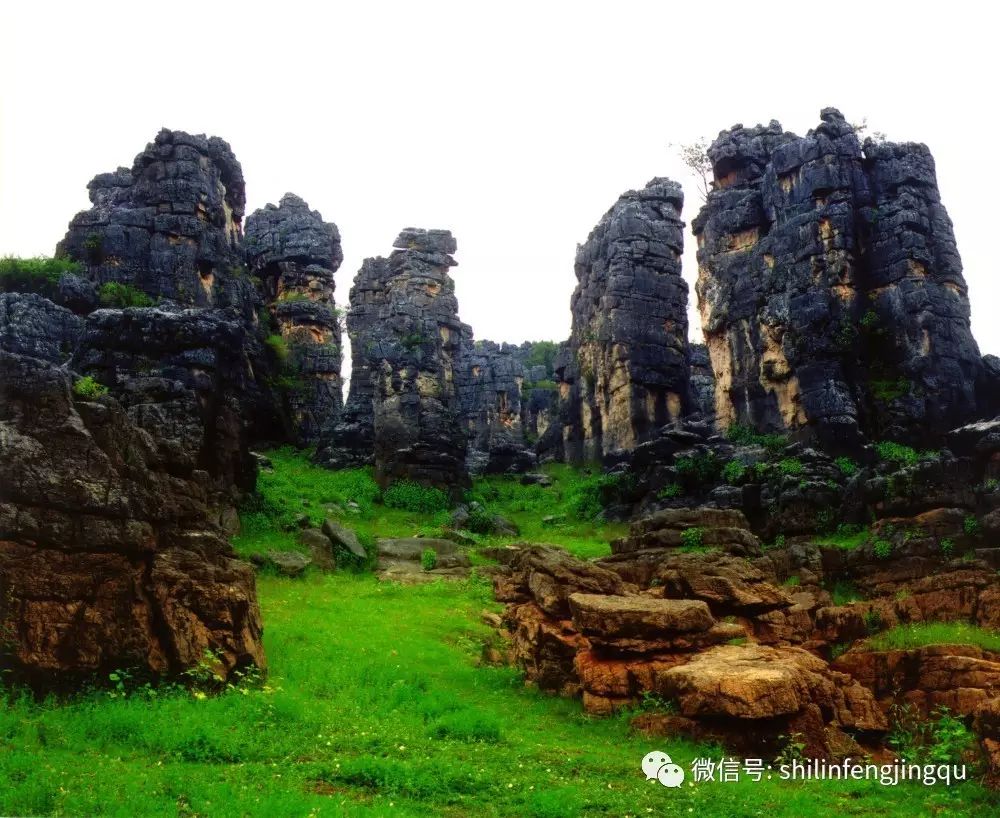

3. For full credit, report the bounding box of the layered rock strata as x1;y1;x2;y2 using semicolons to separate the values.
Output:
555;178;689;463
245;194;343;445
694;108;984;447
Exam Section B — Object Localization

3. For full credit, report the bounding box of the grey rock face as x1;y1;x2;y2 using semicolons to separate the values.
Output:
57;129;256;317
317;229;470;492
0;293;83;363
555;178;690;463
693;108;984;447
245;194;343;445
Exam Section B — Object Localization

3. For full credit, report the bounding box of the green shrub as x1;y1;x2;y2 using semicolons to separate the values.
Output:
777;458;803;476
679;527;704;551
889;704;975;766
940;538;954;557
984;478;999;492
870;377;910;402
722;459;747;483
98;281;153;308
674;452;722;486
383;481;450;514
963;515;980;536
872;538;893;560
765;533;786;551
523;340;560;373
420;548;438;571
835;456;858;477
863;608;884;634
875;441;921;466
265;334;290;363
725;423;788;453
656;483;682;500
0;256;83;298
72;375;108;399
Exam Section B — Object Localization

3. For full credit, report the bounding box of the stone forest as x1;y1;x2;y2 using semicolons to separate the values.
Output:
2;108;1000;817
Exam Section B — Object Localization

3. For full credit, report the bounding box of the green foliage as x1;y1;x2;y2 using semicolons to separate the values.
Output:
765;533;786;551
860;309;879;329
98;281;153;308
870;377;910;402
864;621;1000;653
420;548;438;571
725;423;788;453
888;704;976;766
72;375;108;399
783;575;801;587
984;478;999;492
835;456;859;477
964;515;980;536
656;482;682;500
829;581;864;606
874;441;936;467
383;481;450;514
940;538;954;557
0;256;83;298
523;340;559;374
872;538;893;560
863;608;884;635
830;642;851;660
722;459;747;483
679;527;704;551
777;457;803;476
400;332;427;351
523;379;558;391
264;334;289;364
674;451;722;487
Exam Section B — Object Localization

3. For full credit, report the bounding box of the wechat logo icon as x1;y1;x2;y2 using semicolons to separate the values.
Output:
641;750;685;788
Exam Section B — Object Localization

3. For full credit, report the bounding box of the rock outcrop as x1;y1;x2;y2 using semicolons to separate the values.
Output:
245;194;343;445
694;108;984;447
554;179;689;463
318;229;470;492
0;346;264;686
57;129;256;317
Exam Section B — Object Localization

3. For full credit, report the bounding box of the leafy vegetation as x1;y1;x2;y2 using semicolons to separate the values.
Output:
2;448;997;816
815;523;870;550
420;548;438;571
72;375;108;399
888;704;977;767
679;527;704;551
265;334;290;364
383;481;450;514
0;255;83;298
725;423;788;453
964;515;980;536
98;281;154;308
674;451;722;488
656;482;683;500
776;458;803;477
722;459;746;483
862;622;1000;653
872;538;893;560
875;441;937;467
523;340;559;373
834;456;858;477
828;581;864;606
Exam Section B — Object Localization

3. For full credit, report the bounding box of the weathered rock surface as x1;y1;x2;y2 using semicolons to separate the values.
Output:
694;108;984;447
245;193;343;445
554;179;689;463
318;229;469;492
0;350;264;685
611;507;761;556
57;129;256;317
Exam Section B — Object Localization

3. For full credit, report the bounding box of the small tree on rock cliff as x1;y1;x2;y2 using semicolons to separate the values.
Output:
671;138;713;203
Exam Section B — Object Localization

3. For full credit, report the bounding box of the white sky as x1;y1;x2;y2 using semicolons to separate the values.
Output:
2;1;997;354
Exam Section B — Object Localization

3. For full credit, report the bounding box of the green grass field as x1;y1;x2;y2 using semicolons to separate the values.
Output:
862;622;1000;653
1;450;995;816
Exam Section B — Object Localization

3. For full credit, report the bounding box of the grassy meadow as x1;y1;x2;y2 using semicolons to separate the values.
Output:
0;450;996;817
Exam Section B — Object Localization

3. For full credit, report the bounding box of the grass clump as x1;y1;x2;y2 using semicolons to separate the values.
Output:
863;621;1000;653
656;482;682;500
816;523;870;550
725;423;789;453
674;451;722;487
888;704;976;767
679;527;704;551
98;281;153;308
420;548;438;571
264;333;289;364
872;538;893;560
72;375;108;399
0;255;83;298
835;456;859;477
875;441;938;467
829;581;864;606
777;457;804;477
383;481;450;514
722;459;747;483
964;515;980;536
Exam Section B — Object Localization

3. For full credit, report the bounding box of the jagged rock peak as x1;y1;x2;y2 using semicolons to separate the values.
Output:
244;193;343;270
245;194;344;446
550;176;689;463
57;128;253;314
393;228;458;257
694;107;983;447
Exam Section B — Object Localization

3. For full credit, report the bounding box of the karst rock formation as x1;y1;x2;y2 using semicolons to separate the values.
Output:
245;193;344;445
694;107;987;448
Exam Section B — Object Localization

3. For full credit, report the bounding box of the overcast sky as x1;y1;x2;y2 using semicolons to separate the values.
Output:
2;1;997;355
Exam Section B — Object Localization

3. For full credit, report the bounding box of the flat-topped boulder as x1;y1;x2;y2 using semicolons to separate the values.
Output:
569;594;714;638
